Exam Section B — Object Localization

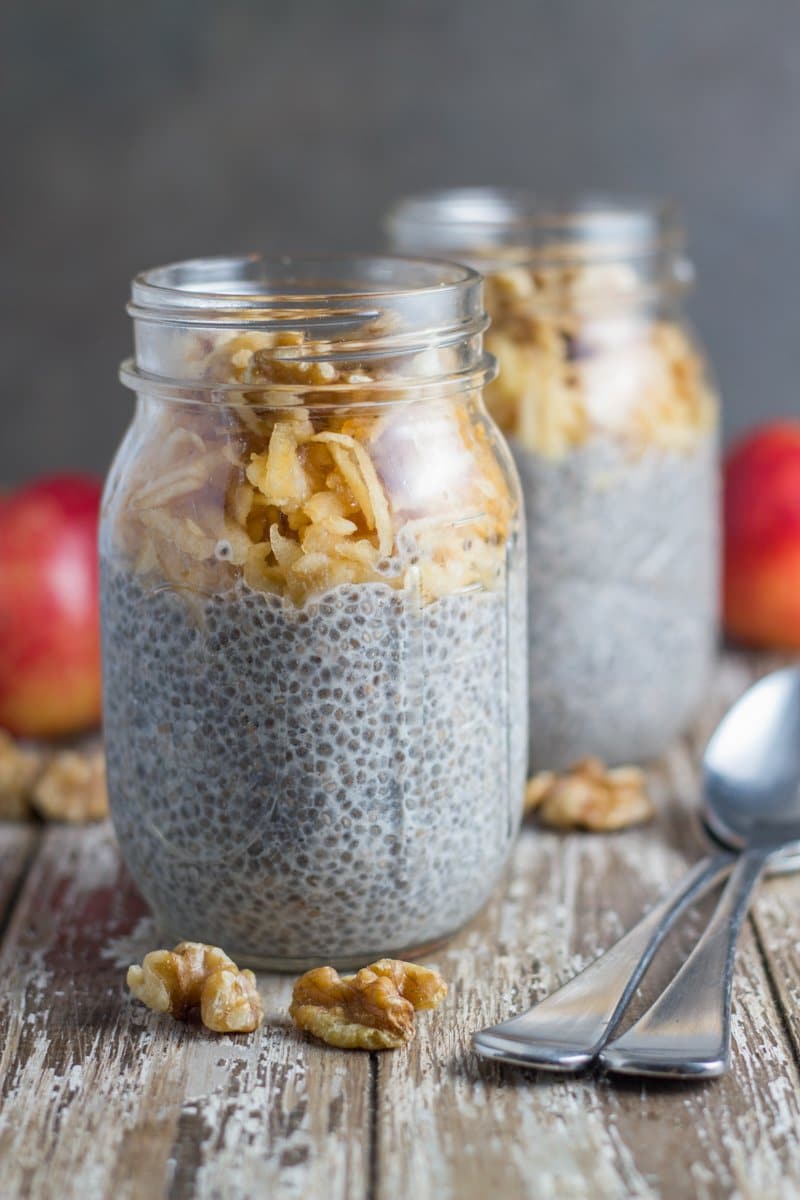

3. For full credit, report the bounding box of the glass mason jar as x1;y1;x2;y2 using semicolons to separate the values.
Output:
388;192;720;769
101;254;527;969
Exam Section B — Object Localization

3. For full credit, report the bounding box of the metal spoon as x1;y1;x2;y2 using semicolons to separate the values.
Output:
601;665;800;1078
473;668;800;1074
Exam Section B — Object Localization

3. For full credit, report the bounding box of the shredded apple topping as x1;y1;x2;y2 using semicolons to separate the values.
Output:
289;958;447;1050
115;332;513;604
525;757;654;832
127;941;264;1034
482;263;718;458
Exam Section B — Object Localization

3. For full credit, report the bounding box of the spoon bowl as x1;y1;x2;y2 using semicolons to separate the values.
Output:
703;667;800;850
601;665;800;1077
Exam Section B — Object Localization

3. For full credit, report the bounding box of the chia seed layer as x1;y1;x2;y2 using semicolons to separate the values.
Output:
101;562;527;968
515;434;718;769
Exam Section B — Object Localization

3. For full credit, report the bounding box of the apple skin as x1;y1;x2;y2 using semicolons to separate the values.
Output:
724;422;800;649
0;474;102;736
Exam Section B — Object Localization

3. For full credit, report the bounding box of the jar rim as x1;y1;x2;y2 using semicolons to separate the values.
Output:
124;252;495;403
385;189;686;264
129;252;483;324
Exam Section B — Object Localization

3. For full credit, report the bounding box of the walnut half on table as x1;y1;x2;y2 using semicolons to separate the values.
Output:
525;757;655;832
32;748;109;822
0;731;41;820
127;941;265;1034
289;958;448;1050
0;732;109;823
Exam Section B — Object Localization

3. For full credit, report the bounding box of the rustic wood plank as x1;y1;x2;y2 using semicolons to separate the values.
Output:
749;874;800;1068
374;665;800;1200
0;824;371;1200
0;822;39;926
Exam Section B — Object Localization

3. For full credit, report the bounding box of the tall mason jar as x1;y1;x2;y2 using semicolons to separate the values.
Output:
101;254;527;969
387;192;720;769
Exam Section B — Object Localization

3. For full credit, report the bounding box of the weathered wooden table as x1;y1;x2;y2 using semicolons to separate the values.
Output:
2;655;800;1199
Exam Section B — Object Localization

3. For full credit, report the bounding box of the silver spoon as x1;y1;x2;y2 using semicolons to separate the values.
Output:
601;665;800;1078
473;667;800;1074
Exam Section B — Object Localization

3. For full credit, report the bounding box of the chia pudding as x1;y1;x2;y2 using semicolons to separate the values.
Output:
514;433;717;768
102;566;526;966
102;255;527;968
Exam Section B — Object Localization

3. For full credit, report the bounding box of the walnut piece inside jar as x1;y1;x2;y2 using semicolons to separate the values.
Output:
289;958;448;1050
524;757;654;832
127;941;265;1034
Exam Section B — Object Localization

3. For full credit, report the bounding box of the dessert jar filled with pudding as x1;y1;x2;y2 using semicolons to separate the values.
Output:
102;254;527;969
388;192;720;769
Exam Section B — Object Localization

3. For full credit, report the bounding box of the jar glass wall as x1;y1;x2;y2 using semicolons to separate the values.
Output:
101;254;527;969
387;193;720;769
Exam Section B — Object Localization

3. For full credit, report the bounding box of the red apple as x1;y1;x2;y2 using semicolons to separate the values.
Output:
724;422;800;649
0;474;102;736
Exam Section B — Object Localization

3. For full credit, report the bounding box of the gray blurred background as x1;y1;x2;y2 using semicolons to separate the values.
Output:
2;0;798;484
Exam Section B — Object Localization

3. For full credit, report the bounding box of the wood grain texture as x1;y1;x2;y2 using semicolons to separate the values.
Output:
0;824;39;926
2;655;800;1200
0;825;370;1200
750;873;800;1068
374;660;800;1200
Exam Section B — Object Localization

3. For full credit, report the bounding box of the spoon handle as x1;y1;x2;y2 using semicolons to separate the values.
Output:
600;846;769;1079
472;852;733;1070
